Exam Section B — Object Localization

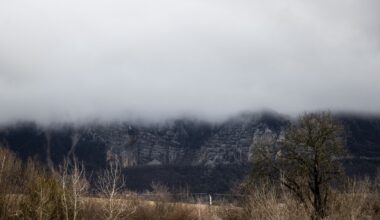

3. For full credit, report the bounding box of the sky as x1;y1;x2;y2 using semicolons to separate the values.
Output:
0;0;380;124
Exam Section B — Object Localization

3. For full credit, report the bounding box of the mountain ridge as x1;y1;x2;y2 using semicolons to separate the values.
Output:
0;112;379;192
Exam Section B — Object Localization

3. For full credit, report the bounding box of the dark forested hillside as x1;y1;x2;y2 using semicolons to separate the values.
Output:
0;112;379;192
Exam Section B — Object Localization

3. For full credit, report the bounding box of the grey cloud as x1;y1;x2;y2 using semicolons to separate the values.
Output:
0;0;379;124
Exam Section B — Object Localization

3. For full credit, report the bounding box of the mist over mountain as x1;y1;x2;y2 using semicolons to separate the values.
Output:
1;0;380;125
1;0;380;193
1;112;379;192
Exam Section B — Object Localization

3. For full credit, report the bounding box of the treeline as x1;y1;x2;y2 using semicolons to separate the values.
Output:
0;146;379;220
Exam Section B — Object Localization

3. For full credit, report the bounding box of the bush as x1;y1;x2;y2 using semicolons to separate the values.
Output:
0;147;23;219
328;177;380;219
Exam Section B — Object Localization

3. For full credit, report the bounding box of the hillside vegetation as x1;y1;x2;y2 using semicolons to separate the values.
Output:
1;113;380;194
0;113;379;219
0;146;379;220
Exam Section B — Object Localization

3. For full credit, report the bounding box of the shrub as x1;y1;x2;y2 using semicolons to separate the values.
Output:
0;147;23;219
19;160;66;220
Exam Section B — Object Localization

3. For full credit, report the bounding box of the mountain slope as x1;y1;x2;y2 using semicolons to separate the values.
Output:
0;112;379;192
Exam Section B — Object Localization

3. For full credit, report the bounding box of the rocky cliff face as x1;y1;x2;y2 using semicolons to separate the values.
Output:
0;112;379;174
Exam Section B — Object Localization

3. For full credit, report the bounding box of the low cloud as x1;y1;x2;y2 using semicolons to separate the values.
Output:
0;0;379;124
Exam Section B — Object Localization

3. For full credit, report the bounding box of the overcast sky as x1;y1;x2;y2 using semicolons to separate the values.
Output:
0;0;379;124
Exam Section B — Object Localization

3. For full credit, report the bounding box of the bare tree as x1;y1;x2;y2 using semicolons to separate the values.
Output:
58;158;88;220
96;162;135;220
251;112;346;220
